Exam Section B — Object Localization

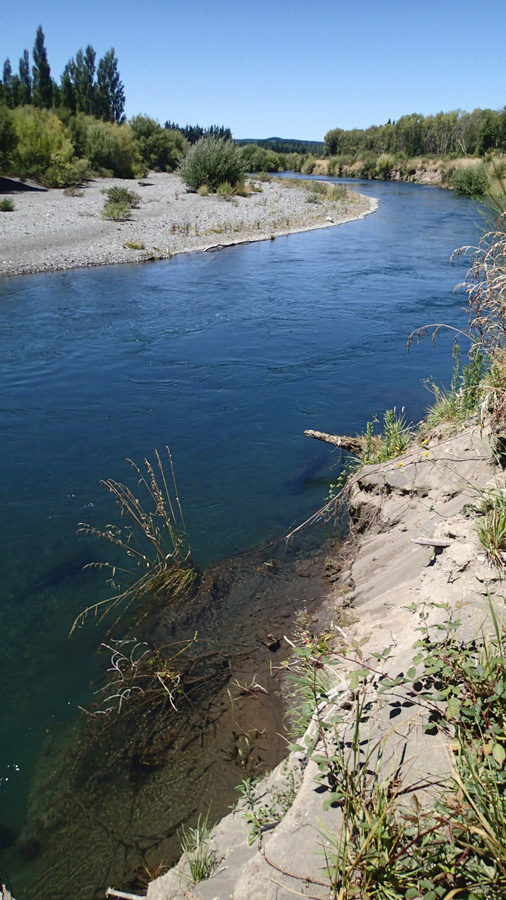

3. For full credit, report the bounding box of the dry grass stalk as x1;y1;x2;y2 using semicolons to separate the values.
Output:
72;447;195;633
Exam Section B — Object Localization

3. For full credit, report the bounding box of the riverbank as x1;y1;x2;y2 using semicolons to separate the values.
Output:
312;154;492;187
0;172;377;278
147;418;504;900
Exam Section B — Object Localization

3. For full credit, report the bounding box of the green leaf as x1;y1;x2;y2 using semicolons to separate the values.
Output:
493;743;506;766
446;696;462;718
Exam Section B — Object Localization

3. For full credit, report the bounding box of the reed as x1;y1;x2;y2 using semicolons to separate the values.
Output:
73;447;195;632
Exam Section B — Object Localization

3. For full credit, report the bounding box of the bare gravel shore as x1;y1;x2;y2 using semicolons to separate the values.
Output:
0;172;377;278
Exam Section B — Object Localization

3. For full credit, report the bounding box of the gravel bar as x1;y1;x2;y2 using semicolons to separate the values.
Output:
0;172;378;278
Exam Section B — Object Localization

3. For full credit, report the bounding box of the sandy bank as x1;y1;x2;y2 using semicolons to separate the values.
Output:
146;421;503;900
0;173;377;279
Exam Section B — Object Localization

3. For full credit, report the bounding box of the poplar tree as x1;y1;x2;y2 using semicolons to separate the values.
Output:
2;59;13;107
18;50;32;105
32;25;53;108
96;48;125;123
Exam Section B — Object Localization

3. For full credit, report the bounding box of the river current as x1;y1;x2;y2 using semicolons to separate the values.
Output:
0;177;481;896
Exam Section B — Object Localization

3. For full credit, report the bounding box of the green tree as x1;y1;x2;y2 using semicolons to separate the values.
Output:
17;50;32;105
32;25;53;108
74;46;96;115
2;59;13;108
96;49;124;123
60;60;77;113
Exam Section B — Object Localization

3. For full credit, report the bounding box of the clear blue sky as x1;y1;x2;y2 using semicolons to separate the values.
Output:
2;0;505;141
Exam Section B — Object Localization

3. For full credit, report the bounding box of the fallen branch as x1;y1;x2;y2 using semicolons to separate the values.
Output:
304;429;365;455
106;889;145;900
411;537;452;548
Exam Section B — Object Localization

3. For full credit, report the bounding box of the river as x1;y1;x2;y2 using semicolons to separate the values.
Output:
0;177;481;897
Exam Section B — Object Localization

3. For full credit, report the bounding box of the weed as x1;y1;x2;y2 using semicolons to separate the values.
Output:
236;763;301;845
424;343;485;428
123;241;145;250
477;493;506;566
63;185;84;197
216;180;235;199
101;200;132;221
74;447;196;631
0;198;15;212
179;813;219;883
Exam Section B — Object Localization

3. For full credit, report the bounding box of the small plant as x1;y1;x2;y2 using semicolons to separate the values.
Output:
101;186;141;221
101;200;132;221
360;408;412;465
216;180;235;199
0;198;15;211
74;447;196;631
179;813;218;883
123;240;145;250
197;183;210;196
63;185;84;197
477;493;506;566
236;764;301;845
102;186;141;208
424;343;485;428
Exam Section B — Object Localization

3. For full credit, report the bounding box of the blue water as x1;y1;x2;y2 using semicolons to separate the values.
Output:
0;178;480;894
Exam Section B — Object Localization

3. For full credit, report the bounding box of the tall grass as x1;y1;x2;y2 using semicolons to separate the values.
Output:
73;447;196;631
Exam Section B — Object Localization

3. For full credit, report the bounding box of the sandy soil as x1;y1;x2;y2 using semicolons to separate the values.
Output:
0;172;377;278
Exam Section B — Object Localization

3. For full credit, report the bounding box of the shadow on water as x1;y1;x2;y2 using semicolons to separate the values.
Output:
1;526;337;899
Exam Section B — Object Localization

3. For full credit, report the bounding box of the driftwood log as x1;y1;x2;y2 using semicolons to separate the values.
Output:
304;429;366;455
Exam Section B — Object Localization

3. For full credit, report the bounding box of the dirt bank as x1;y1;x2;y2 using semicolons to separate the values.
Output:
0;173;377;278
146;421;502;900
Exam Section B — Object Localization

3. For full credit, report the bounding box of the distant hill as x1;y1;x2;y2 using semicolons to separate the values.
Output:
235;137;324;155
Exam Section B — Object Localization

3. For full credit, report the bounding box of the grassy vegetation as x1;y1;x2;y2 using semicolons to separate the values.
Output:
276;597;506;899
179;814;219;883
74;447;196;631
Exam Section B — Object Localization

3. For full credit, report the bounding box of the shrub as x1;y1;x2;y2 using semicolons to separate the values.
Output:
101;200;132;220
11;106;77;186
130;115;188;172
85;119;144;179
178;135;246;192
0;198;15;211
451;165;489;196
0;105;17;172
216;181;235;199
300;155;316;175
103;185;141;207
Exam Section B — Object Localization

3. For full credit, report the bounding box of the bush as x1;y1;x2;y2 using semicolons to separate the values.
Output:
103;185;141;207
0;105;17;172
178;135;246;192
102;200;132;220
11;106;76;186
101;185;140;220
85;119;144;179
216;181;235;199
0;198;15;211
451;165;489;196
130;115;188;172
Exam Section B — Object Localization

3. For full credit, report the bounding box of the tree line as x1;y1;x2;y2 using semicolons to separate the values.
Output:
1;26;125;123
324;108;506;160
